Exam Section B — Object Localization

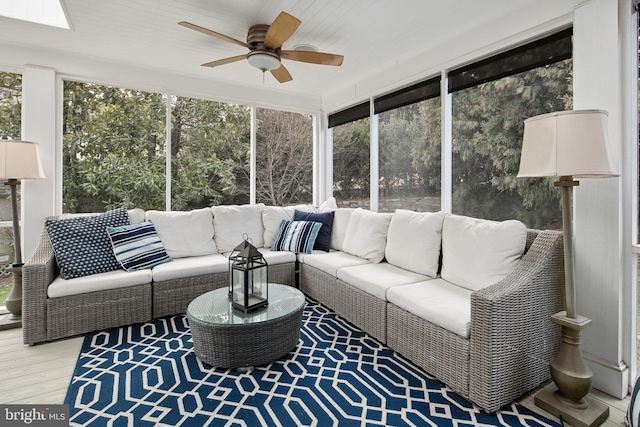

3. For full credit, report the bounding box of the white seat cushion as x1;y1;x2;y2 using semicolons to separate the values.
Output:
387;279;473;338
151;254;229;282
302;251;369;277
212;204;265;253
258;247;297;265
342;209;392;263
440;214;527;292
337;262;430;300
385;210;444;278
145;208;217;259
47;269;152;298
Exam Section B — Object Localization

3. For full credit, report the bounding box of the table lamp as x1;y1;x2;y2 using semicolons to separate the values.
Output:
0;140;45;329
518;110;617;427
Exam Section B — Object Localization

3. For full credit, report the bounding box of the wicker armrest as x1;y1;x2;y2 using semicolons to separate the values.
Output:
22;225;58;345
468;230;565;412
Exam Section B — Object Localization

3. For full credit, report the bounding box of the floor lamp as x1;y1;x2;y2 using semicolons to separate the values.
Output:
517;110;618;427
0;140;45;330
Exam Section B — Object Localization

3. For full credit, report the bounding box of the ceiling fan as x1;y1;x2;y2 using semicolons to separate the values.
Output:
179;11;344;83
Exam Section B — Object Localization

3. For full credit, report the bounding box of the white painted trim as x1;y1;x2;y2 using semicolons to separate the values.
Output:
250;107;256;204
55;74;63;214
165;95;172;211
370;101;379;212
326;125;334;202
440;72;452;214
21;66;57;262
622;0;639;390
312;113;320;207
572;0;630;399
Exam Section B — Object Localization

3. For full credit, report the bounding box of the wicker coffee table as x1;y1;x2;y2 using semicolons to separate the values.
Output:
187;283;306;368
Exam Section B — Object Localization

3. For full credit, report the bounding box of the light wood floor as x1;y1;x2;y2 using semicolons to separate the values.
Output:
0;326;630;426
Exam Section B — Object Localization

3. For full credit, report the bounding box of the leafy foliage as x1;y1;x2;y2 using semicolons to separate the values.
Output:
0;72;21;139
63;82;254;212
450;60;572;228
332;117;370;206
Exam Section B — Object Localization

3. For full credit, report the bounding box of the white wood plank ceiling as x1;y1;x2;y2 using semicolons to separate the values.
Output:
0;0;539;99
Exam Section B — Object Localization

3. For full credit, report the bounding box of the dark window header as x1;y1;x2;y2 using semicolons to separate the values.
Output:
374;76;441;115
448;27;572;93
328;101;370;128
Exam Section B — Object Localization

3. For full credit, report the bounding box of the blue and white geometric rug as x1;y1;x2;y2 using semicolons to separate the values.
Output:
65;300;560;427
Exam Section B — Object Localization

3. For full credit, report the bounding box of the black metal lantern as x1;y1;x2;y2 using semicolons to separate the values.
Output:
228;235;269;312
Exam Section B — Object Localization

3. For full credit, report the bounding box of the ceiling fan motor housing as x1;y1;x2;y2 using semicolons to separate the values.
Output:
247;25;271;47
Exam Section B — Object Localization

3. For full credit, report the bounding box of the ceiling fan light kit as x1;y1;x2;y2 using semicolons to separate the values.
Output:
179;11;343;83
247;51;281;71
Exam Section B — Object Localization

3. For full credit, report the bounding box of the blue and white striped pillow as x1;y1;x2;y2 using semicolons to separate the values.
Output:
271;220;323;254
107;221;172;271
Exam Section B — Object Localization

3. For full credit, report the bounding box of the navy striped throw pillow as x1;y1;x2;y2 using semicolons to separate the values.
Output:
107;221;172;271
271;220;323;254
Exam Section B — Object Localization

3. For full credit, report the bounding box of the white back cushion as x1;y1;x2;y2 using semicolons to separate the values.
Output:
342;209;392;263
212;204;265;253
145;208;217;259
328;208;355;251
262;205;313;248
61;208;145;224
127;208;146;224
318;197;337;211
440;214;527;291
385;210;444;278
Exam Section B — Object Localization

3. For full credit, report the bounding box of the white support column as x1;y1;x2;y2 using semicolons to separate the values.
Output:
325;124;334;203
312;113;319;207
573;0;629;398
441;71;452;213
250;106;257;204
21;66;57;262
370;100;379;212
165;95;173;211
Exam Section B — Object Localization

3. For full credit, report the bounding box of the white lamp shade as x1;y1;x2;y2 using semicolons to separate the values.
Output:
517;110;619;178
0;140;46;180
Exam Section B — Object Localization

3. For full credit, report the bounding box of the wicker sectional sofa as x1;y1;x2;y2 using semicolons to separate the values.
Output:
22;202;564;413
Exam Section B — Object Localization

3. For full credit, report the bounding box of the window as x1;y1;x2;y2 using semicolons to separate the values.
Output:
63;82;255;213
330;102;371;208
377;77;441;212
449;29;573;229
171;96;250;209
0;71;21;275
63;81;166;212
256;108;313;206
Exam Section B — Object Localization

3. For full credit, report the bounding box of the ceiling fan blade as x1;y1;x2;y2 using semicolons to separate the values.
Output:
271;65;293;83
281;50;344;66
263;12;301;49
179;21;251;48
201;55;246;68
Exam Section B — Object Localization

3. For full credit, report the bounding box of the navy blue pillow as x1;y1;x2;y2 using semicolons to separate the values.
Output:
293;210;334;252
45;207;131;279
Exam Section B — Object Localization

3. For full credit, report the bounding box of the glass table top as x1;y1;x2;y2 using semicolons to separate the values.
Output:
187;283;306;326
